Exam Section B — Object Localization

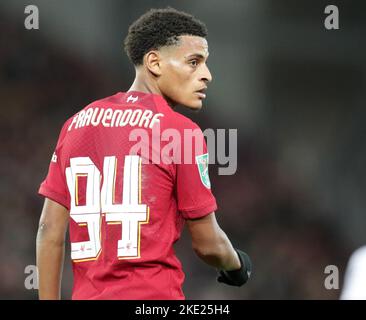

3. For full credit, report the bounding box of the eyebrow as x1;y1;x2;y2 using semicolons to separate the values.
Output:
186;53;209;60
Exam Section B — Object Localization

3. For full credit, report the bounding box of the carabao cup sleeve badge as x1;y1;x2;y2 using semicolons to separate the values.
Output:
195;153;211;189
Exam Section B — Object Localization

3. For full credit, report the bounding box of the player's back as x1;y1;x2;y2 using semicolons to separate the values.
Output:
39;91;217;299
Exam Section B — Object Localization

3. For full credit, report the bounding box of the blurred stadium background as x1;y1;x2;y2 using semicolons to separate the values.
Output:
1;0;366;299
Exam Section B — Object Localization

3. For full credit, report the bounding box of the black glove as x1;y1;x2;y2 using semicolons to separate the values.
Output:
217;249;252;287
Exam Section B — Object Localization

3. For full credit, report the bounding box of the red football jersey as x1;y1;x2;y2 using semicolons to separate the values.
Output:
38;91;217;300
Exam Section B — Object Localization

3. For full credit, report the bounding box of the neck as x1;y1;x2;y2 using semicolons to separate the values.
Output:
128;67;160;95
127;67;176;108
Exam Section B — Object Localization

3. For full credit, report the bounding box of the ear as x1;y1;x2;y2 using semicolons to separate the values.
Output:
144;50;162;77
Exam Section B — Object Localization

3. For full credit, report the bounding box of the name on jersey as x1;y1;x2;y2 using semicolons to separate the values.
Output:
68;107;164;131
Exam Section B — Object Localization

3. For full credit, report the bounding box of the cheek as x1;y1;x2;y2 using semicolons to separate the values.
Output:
162;66;193;96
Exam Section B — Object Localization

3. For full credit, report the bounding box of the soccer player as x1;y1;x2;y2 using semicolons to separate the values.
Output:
37;7;251;300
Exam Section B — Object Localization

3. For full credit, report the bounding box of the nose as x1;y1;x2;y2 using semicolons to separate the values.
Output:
201;63;212;83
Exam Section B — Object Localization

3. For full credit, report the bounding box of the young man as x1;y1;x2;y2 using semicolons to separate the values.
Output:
37;7;251;300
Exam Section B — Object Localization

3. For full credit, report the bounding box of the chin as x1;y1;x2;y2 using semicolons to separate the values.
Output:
184;100;203;110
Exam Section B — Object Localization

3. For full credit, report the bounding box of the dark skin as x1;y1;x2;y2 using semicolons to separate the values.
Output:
37;35;240;300
37;198;68;299
129;35;211;109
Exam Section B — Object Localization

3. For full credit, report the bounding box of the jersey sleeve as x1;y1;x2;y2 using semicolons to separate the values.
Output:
175;124;217;219
38;122;70;210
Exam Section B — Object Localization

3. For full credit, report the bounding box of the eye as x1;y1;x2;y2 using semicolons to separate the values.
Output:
189;59;198;67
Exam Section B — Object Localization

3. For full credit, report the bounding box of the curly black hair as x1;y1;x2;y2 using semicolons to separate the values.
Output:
124;7;208;66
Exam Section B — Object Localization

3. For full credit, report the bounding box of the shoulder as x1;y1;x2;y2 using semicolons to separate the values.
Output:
55;94;114;141
62;93;120;130
162;109;202;132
